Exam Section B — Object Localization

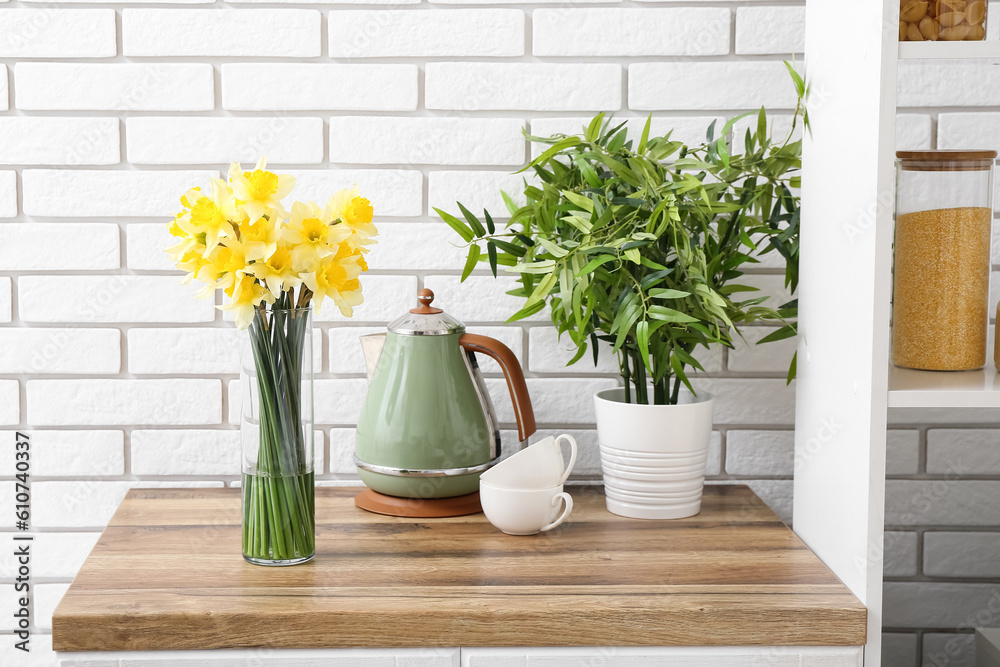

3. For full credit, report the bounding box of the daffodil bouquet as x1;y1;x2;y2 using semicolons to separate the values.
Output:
165;157;378;565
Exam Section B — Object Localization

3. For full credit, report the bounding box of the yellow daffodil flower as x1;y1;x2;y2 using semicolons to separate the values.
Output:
301;253;364;317
219;274;274;330
326;188;378;253
245;244;302;298
165;158;379;328
229;157;295;224
186;178;240;255
196;238;249;298
174;248;211;286
283;201;350;272
238;211;281;262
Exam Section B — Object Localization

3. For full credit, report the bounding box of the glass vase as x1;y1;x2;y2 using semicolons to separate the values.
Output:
240;305;315;566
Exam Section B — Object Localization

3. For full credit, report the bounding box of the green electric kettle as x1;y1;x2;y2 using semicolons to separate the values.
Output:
355;289;536;512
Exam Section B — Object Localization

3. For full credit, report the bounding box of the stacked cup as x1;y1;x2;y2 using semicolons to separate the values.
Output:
479;435;577;536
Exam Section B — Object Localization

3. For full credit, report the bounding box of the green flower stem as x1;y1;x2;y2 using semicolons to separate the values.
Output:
242;298;315;563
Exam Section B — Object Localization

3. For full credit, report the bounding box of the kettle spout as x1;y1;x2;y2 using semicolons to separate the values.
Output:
360;333;387;381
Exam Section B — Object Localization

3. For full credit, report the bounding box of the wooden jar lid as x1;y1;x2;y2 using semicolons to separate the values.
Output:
897;149;998;171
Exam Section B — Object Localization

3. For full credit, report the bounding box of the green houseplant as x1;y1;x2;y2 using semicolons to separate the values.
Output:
437;68;806;519
437;80;804;406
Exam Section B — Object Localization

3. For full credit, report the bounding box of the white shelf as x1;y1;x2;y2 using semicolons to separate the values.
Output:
888;364;1000;408
899;41;1000;59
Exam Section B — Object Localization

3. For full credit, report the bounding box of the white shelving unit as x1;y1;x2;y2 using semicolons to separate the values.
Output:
888;365;1000;408
899;41;1000;58
797;3;999;666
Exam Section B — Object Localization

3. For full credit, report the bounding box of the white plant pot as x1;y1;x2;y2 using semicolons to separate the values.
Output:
594;387;715;520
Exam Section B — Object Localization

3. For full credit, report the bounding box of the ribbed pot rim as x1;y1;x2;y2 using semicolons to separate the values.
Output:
594;387;714;407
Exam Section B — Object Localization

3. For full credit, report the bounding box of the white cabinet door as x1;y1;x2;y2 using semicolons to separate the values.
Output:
59;648;461;667
461;646;865;666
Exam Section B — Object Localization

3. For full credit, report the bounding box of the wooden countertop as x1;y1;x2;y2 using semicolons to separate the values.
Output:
52;485;866;652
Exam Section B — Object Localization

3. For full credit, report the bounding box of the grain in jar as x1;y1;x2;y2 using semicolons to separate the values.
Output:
899;0;988;41
893;150;997;371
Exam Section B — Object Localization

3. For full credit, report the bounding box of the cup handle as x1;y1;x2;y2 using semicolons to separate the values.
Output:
555;434;578;485
540;492;573;532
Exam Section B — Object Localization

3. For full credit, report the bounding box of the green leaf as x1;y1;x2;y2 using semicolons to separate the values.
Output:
757;325;797;344
519;136;581;173
576;254;617;276
434;207;474;243
784;60;806;97
561;213;593;234
638;115;652;154
648;288;691;299
648;306;699;323
509;259;556;274
786;351;797;384
624;248;641;265
490;238;527;257
501;190;520;216
537;238;569;258
607;128;628;153
507;300;546;323
526;272;558;308
720;110;756;139
487;241;498;278
457;202;486;237
670;353;695;395
640;269;671;289
461;244;480;281
574;155;601;188
562;190;595;213
585;113;605;143
636;321;651;373
484;209;496;234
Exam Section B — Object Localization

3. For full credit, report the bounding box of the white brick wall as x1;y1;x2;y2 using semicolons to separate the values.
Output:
126;117;324;164
0;10;116;58
221;64;419;111
0;171;16;217
22;169;219;217
15;63;215;111
330;116;526;165
0;223;119;270
0;118;119;165
122;9;321;57
630;62;801;111
0;2;996;663
734;6;805;55
533;9;730;56
0;329;120;374
425;63;622;112
327;10;525;58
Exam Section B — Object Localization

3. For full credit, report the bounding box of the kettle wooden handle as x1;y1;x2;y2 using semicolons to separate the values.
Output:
459;333;537;442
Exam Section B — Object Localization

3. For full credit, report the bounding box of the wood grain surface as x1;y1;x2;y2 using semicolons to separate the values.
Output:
52;485;867;652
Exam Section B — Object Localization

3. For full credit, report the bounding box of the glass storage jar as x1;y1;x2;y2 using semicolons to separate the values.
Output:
899;0;988;41
893;150;997;371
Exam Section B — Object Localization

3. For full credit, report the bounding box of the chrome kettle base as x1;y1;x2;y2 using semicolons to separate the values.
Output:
353;455;498;478
354;454;498;501
354;488;483;518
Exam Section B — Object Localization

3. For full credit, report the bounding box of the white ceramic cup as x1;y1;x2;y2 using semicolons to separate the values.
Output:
479;481;573;536
480;434;577;490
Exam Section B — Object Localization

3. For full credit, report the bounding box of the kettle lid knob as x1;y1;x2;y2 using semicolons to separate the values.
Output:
411;288;443;315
